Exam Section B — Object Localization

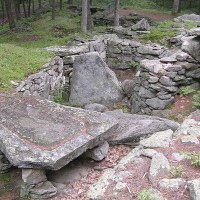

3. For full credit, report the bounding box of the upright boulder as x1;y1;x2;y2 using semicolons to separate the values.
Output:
69;52;123;106
131;18;151;31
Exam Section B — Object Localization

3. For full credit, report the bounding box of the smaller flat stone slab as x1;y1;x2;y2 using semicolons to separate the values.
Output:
0;94;118;170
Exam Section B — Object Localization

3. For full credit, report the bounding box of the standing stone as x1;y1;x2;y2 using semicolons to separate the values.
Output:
131;18;151;31
69;52;123;106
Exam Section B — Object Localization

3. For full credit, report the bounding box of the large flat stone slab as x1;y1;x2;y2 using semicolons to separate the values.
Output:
0;93;118;170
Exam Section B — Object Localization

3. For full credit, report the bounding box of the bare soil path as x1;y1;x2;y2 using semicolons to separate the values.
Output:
119;8;175;22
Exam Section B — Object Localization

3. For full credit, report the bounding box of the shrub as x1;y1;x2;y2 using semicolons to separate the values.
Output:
193;91;200;109
170;165;185;178
180;86;195;96
183;152;200;167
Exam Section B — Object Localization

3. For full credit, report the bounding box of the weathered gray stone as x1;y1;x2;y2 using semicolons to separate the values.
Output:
188;178;200;200
172;152;185;161
148;76;159;83
140;129;173;148
141;149;157;158
176;14;200;23
0;93;118;170
84;103;108;112
131;18;150;31
146;97;174;110
159;178;186;190
159;76;175;86
149;153;170;183
180;135;199;144
69;52;123;106
121;80;135;98
140;60;166;74
106;110;179;144
21;169;57;199
182;37;200;62
139;87;155;98
137;46;162;56
84;141;109;161
160;56;177;63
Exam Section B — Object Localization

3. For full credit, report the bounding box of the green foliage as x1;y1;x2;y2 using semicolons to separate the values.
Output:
0;173;12;183
140;21;179;44
193;91;200;109
183;152;200;167
170;165;185;178
53;87;69;104
180;86;195;97
139;189;157;200
21;183;31;200
129;60;138;68
0;43;52;91
185;21;197;30
115;102;130;113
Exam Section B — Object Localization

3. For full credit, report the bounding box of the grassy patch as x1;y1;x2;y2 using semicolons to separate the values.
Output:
0;10;80;48
0;43;52;91
0;173;12;183
140;21;180;44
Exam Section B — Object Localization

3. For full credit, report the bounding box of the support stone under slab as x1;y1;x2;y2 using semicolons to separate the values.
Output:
21;169;57;199
0;150;12;173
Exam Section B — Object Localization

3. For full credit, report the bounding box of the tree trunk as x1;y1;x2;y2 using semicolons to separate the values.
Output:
1;0;5;19
32;0;35;14
172;0;180;15
59;0;63;9
22;0;27;18
81;0;88;32
38;0;42;9
14;0;20;20
114;0;120;26
28;0;31;17
5;0;16;29
87;0;94;30
51;0;56;20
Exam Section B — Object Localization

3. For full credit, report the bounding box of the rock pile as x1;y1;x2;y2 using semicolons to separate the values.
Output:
87;111;200;200
129;28;200;114
16;56;65;99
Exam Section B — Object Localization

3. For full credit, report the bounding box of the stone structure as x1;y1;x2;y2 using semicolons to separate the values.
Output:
130;28;200;114
16;56;65;99
0;93;118;198
16;27;200;114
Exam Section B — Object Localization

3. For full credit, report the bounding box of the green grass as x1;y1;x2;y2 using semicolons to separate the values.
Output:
0;10;80;48
0;43;52;91
140;21;180;44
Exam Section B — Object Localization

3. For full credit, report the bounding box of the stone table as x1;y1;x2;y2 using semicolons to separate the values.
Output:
0;93;118;198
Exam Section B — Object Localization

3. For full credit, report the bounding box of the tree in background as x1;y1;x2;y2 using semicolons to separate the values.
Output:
81;0;88;32
114;0;120;26
4;0;16;29
172;0;180;15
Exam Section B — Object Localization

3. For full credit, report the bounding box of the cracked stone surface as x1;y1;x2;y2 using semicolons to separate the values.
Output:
0;93;118;170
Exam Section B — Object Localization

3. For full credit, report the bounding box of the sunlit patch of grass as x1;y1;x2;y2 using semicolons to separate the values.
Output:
0;43;52;91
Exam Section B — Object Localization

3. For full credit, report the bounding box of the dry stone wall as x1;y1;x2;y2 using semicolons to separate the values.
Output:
16;29;200;115
16;56;65;99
